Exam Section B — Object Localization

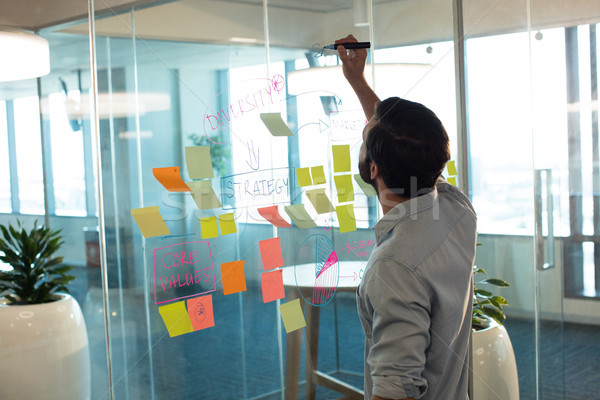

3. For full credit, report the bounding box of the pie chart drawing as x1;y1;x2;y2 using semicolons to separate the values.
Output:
294;234;339;306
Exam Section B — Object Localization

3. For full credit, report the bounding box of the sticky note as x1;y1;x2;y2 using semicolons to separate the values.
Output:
221;260;247;295
306;188;335;214
187;295;215;331
447;176;457;186
447;160;457;176
296;167;312;187
259;237;284;270
334;174;354;203
158;301;193;337
153;166;191;192
354;174;377;196
311;166;327;185
257;206;292;228
200;216;219;239
218;213;237;235
185;146;214;179
131;206;170;238
261;269;285;303
260;113;294;136
188;180;222;210
336;204;357;233
280;299;306;333
284;204;317;229
331;145;351;173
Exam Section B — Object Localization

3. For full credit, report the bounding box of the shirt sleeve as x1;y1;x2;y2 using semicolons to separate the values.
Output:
362;258;432;399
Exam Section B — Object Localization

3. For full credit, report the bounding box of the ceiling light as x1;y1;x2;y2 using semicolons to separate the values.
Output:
0;29;50;82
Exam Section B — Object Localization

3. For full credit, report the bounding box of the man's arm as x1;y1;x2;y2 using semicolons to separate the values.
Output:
335;34;380;120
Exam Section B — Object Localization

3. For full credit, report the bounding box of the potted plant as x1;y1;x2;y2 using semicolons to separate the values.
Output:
0;220;90;400
471;266;519;400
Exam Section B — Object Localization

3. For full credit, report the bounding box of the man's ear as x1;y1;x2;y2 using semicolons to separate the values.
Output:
370;162;379;180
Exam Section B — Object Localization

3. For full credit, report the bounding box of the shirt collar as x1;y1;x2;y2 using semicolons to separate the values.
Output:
373;186;439;245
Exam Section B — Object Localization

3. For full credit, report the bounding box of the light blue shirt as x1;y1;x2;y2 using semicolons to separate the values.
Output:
357;179;477;399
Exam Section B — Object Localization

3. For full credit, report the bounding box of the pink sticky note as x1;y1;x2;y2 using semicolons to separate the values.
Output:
259;237;285;270
261;269;285;303
257;206;292;228
153;166;191;192
187;294;215;331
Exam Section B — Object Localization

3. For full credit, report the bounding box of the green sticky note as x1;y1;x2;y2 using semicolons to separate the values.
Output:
336;204;357;233
354;174;377;197
260;113;294;136
218;213;237;235
185;146;214;179
200;216;219;239
447;160;457;176
296;167;312;187
159;301;194;338
306;188;335;214
447;176;457;186
131;206;170;238
331;145;351;173
188;180;222;210
284;204;317;229
311;166;327;185
280;299;306;334
334;174;354;203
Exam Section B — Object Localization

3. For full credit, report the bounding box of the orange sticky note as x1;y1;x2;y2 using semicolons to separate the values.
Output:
259;237;284;270
261;269;285;303
131;206;170;238
221;260;247;295
187;295;215;331
153;166;191;192
280;299;306;333
257;206;292;228
158;301;193;337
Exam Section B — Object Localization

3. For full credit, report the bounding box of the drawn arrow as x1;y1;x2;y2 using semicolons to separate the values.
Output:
339;272;358;281
296;119;330;134
245;140;260;170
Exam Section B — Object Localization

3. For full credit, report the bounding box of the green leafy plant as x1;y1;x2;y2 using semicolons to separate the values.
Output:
473;265;510;330
0;220;75;305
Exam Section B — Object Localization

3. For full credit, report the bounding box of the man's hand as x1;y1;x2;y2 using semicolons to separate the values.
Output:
335;34;368;85
335;34;380;120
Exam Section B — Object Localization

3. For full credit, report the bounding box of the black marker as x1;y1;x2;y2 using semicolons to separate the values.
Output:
324;42;371;50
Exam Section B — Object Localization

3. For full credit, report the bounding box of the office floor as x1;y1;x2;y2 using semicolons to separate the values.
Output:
73;267;600;400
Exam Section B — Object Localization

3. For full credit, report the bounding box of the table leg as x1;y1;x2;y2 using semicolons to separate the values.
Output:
305;304;320;400
285;294;303;400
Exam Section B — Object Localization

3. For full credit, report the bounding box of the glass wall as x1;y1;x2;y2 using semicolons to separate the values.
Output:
2;0;600;399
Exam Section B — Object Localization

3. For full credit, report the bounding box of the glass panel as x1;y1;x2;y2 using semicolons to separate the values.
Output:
0;101;11;212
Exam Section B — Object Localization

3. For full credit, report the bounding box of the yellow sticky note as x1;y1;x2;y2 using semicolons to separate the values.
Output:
331;145;351;173
188;180;222;210
336;204;357;233
311;166;327;185
185;146;214;179
260;113;294;136
447;160;457;176
354;174;377;197
284;204;317;229
296;167;312;187
334;174;354;203
447;176;457;186
218;213;237;235
306;188;335;214
200;216;219;239
158;301;194;337
131;206;170;238
280;299;306;334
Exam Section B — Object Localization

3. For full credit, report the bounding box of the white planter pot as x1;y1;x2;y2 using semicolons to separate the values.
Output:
472;320;519;400
0;293;91;400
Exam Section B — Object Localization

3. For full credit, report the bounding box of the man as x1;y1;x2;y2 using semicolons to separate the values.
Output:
335;35;477;400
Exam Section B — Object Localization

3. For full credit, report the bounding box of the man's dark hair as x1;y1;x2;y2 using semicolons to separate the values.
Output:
365;97;451;197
